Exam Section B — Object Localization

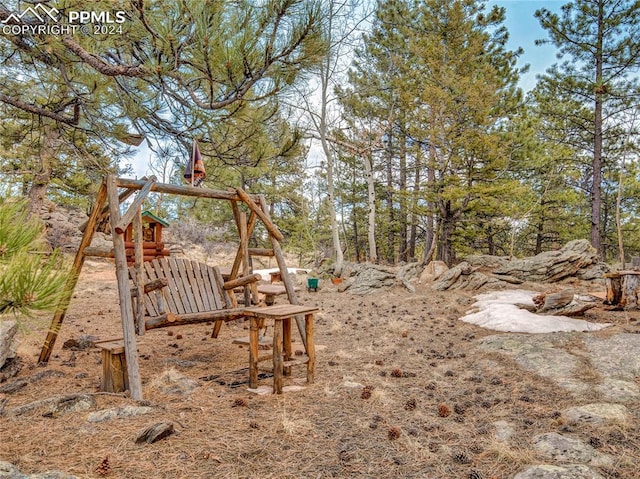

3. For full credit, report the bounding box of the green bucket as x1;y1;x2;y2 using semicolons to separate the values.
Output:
307;278;319;291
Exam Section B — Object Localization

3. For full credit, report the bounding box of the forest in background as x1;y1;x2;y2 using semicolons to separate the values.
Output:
0;0;639;271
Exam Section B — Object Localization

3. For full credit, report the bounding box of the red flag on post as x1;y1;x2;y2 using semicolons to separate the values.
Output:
183;139;206;187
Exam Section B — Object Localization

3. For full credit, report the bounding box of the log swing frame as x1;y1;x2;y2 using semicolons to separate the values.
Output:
38;175;306;400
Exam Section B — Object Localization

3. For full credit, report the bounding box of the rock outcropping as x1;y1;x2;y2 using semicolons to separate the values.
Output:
433;240;608;291
0;320;17;369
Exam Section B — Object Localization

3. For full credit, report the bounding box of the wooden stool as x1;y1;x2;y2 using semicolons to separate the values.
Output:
245;304;318;394
95;339;129;393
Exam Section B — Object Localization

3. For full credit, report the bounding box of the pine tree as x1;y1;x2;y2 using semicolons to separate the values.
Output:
0;0;326;210
535;0;640;257
343;0;524;264
0;198;70;318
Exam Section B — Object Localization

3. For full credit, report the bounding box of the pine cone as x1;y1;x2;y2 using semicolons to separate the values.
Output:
437;403;451;417
232;397;248;407
361;385;374;399
95;456;111;476
453;451;471;464
404;398;417;411
387;426;401;440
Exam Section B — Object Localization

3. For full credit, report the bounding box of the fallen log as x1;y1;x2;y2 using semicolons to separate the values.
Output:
531;290;596;316
552;299;597;317
533;290;574;313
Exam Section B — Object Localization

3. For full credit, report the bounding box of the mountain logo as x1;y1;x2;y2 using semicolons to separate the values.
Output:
2;4;60;24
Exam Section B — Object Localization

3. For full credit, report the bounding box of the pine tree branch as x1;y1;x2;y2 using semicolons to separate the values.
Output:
60;37;148;77
0;92;78;125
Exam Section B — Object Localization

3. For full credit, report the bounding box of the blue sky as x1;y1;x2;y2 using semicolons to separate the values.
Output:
490;0;565;91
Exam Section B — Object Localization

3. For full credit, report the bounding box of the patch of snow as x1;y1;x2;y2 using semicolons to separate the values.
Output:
460;290;611;334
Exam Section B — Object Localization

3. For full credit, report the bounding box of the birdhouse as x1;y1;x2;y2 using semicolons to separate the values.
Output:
124;211;171;265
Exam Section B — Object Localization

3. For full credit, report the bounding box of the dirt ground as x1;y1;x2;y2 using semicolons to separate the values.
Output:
1;256;639;479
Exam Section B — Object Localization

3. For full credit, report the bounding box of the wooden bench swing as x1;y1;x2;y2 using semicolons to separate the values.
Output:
38;175;317;399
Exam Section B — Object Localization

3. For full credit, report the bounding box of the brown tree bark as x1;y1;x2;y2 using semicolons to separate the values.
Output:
591;1;604;258
27;127;58;217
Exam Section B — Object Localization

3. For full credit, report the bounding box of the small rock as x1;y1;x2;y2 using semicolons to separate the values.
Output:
492;420;516;442
562;403;629;426
87;406;155;423
151;369;198;395
0;357;22;383
47;394;96;417
162;358;197;369
5;394;96;417
514;464;604;479
0;461;22;476
342;380;364;389
62;335;99;350
533;432;613;467
0;460;80;478
26;471;79;478
135;422;175;444
29;370;66;383
0;379;28;394
596;379;640;402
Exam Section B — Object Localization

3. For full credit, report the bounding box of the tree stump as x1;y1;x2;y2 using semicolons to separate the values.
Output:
604;271;640;309
604;273;622;305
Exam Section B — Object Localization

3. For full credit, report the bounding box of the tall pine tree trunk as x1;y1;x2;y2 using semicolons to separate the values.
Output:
385;133;395;264
591;0;604;257
423;129;437;264
28;127;58;217
408;146;421;261
398;126;408;262
437;200;455;265
535;205;545;255
364;152;377;263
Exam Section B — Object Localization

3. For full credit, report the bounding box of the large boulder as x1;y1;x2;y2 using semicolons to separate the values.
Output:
493;239;601;283
432;262;507;291
437;240;607;291
346;265;397;295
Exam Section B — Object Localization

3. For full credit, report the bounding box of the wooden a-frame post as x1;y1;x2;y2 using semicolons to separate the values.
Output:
258;194;306;346
38;180;109;364
107;174;150;400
